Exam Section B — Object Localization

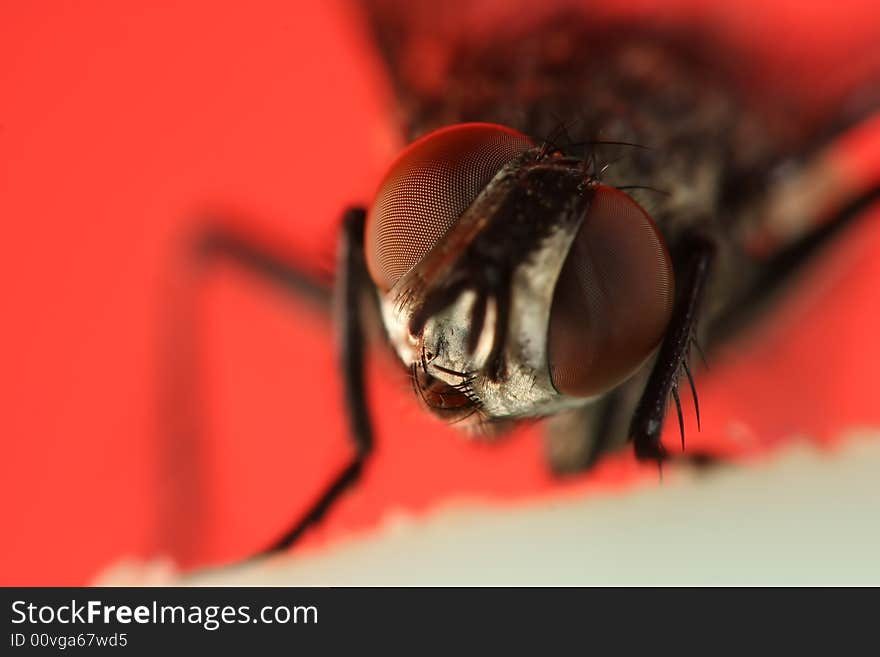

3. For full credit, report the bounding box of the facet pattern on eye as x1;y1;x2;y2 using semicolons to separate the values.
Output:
366;123;533;290
548;186;674;397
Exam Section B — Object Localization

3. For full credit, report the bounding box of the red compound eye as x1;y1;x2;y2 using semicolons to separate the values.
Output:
548;185;675;397
366;123;534;291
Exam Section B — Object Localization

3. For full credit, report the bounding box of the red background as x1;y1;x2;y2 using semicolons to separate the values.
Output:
2;0;879;585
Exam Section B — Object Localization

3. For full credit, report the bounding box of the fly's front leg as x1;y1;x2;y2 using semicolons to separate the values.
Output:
163;210;376;562
262;207;376;555
748;111;880;256
629;232;716;462
195;225;333;311
160;219;336;562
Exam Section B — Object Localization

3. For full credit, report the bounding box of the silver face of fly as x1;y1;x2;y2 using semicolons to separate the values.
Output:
376;165;588;424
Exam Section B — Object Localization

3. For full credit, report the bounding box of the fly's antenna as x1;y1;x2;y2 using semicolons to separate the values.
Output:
535;113;584;157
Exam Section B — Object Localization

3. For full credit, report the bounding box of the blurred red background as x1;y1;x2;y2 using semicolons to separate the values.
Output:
2;0;879;585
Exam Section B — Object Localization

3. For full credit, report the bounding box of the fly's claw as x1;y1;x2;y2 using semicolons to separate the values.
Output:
670;332;705;452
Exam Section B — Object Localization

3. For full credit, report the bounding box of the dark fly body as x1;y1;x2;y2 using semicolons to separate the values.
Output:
183;2;880;558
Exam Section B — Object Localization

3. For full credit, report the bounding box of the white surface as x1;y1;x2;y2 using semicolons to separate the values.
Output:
189;434;880;586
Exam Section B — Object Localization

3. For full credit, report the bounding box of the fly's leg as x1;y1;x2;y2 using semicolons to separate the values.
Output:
545;232;717;474
629;233;716;462
195;226;333;311
162;209;374;562
261;207;375;554
748;112;880;256
545;361;715;475
625;111;879;465
716;113;880;345
160;219;335;562
631;115;880;461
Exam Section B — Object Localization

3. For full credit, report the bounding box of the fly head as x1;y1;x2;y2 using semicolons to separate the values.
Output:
363;123;676;433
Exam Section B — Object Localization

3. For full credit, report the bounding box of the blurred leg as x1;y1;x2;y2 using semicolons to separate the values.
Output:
194;223;333;311
261;207;376;554
161;210;376;563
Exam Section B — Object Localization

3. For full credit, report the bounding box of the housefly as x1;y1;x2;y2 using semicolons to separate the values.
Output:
179;0;880;560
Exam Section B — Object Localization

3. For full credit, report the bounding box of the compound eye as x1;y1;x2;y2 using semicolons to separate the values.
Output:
366;123;533;291
548;185;675;397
